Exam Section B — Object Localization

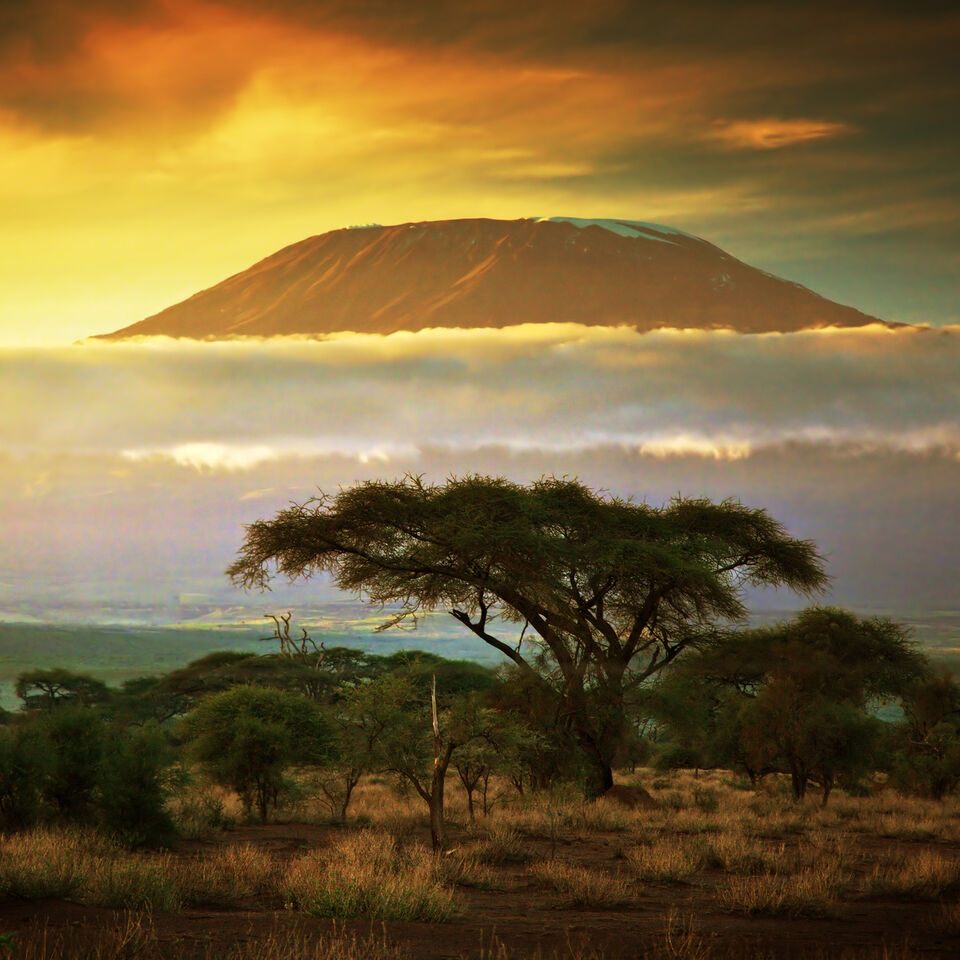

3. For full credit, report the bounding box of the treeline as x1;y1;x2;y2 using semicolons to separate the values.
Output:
2;606;959;852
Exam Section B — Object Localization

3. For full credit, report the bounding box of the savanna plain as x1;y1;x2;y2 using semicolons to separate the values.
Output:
3;769;960;959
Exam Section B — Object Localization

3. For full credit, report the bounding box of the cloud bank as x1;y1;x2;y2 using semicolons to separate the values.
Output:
2;325;958;467
2;325;959;613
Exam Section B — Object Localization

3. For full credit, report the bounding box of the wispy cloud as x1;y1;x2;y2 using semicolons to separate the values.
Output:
708;118;856;151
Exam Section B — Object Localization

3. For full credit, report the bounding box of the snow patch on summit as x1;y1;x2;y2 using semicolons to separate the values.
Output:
541;217;700;245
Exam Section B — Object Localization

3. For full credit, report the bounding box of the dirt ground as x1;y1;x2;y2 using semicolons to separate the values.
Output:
3;818;959;959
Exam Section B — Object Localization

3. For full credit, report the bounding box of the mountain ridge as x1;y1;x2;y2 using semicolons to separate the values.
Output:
97;217;884;339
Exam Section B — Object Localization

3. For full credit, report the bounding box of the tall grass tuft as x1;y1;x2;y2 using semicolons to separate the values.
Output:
0;829;102;900
528;860;633;908
864;849;960;900
715;861;849;918
174;843;278;907
283;830;459;921
86;858;181;911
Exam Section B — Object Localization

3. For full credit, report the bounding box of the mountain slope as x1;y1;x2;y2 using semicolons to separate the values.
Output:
98;217;883;338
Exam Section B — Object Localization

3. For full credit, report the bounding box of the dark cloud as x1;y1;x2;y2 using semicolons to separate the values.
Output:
1;1;957;326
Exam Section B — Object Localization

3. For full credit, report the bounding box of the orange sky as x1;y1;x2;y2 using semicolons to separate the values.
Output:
2;0;958;344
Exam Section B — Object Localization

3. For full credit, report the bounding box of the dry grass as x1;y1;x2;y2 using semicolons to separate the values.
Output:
625;837;705;883
282;830;459;921
461;821;531;865
85;858;181;911
3;914;410;960
5;768;960;958
528;859;633;908
0;829;101;900
173;843;279;907
863;848;960;899
715;859;850;918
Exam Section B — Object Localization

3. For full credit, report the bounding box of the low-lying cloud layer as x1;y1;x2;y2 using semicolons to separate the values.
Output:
3;324;959;466
2;325;959;613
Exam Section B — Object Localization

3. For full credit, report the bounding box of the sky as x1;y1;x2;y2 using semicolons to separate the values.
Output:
1;2;959;625
1;0;958;344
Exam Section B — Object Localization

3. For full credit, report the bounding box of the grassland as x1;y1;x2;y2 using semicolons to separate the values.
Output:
2;769;959;958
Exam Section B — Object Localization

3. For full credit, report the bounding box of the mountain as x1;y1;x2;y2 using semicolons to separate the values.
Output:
97;217;883;339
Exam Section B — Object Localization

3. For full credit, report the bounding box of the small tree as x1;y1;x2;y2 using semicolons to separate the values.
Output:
349;671;495;850
662;608;923;803
98;724;177;847
183;686;329;822
891;670;960;800
16;669;111;711
35;706;106;821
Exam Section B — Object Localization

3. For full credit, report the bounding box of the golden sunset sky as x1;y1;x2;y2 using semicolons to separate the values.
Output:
2;0;958;344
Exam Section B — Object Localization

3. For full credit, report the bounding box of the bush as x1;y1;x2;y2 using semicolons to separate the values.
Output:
0;724;49;830
97;724;177;848
183;686;331;823
35;706;105;822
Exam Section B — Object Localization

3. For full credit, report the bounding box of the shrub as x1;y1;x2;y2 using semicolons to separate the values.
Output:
183;686;331;823
97;724;177;848
0;724;48;830
34;706;105;822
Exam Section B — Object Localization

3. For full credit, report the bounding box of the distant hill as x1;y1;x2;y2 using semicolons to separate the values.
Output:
97;217;884;339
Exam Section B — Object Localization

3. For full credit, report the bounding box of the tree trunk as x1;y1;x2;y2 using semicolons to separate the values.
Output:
578;733;615;799
820;775;834;807
790;763;807;801
428;762;447;852
339;773;359;822
427;674;451;852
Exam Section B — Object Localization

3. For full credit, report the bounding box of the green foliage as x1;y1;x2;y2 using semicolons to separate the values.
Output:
890;670;960;799
183;685;330;822
34;706;106;821
652;607;922;802
15;668;111;711
0;724;49;829
98;725;177;848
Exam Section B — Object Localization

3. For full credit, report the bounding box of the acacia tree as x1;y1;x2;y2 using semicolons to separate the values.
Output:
228;475;827;797
665;607;924;802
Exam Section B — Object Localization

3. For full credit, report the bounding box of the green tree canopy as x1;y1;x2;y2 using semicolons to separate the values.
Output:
182;685;330;822
16;668;111;711
656;607;925;802
228;475;827;796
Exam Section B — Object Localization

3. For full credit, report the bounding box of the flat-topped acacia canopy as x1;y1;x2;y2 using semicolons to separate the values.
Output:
228;475;827;796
